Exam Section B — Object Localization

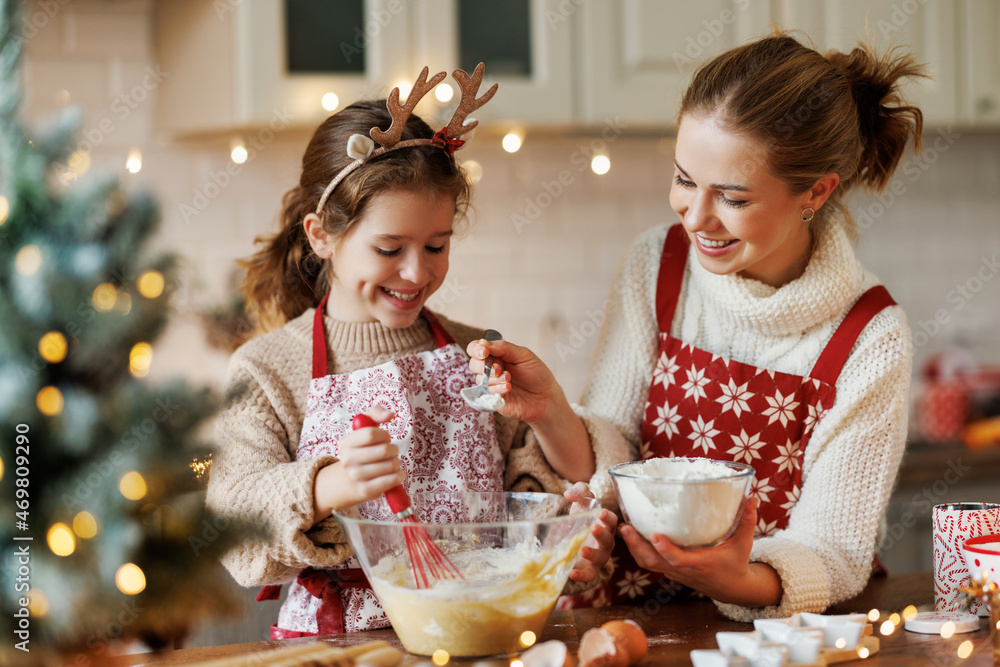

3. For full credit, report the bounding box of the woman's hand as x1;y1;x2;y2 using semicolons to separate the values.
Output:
565;482;618;583
466;338;595;483
619;497;782;607
312;405;403;522
466;338;563;425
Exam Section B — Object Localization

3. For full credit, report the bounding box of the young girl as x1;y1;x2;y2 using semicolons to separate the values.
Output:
471;34;921;619
206;66;622;638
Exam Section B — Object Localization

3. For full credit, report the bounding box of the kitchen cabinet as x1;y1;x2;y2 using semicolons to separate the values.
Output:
961;0;1000;127
576;0;771;127
155;0;570;136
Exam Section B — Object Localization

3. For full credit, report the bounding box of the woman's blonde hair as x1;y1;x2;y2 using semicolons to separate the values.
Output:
240;100;471;331
679;32;926;234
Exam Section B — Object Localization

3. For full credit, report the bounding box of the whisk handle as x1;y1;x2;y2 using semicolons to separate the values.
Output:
351;414;413;518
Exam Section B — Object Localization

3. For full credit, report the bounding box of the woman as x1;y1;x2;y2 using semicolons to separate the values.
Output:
470;33;922;620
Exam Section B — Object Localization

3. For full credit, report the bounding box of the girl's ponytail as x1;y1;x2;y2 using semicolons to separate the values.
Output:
826;43;926;193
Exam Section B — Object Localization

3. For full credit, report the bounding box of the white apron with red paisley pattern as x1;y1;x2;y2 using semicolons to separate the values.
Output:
270;295;504;636
560;224;895;607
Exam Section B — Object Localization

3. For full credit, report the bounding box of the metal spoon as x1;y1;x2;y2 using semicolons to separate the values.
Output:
461;329;504;411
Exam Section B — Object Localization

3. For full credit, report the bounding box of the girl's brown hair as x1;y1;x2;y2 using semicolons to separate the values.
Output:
241;100;471;330
679;32;926;234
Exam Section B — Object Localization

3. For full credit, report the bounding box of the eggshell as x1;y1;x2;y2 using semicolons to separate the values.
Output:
600;620;648;663
578;628;628;667
520;640;575;667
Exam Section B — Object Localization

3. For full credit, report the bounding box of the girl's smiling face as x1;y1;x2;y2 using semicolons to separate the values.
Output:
669;114;836;287
307;188;455;328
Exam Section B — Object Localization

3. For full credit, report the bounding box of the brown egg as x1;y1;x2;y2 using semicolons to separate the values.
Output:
601;619;648;663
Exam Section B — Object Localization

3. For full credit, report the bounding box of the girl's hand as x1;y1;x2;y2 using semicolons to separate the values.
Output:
312;406;403;521
618;497;781;607
466;338;563;425
565;482;618;583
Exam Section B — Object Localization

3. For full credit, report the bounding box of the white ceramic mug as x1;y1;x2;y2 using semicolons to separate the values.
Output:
933;502;1000;615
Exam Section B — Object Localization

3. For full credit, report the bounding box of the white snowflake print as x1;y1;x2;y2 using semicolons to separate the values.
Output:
652;352;680;389
617;569;652;599
716;379;752;418
779;487;800;512
652;402;681;439
681;367;711;401
750;475;775;503
762;389;799;427
775;438;800;475
687;415;721;454
639;440;655;460
757;516;779;537
727;429;765;464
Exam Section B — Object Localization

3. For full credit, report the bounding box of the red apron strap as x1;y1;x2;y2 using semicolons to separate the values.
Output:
421;309;455;349
809;285;896;386
256;584;282;602
312;293;331;380
655;224;691;333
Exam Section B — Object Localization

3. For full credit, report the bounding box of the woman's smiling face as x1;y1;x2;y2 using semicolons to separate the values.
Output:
322;188;455;328
669;114;818;287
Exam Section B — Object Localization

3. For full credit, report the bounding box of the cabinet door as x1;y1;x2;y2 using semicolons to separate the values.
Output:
411;0;574;125
242;0;415;127
577;0;771;127
774;0;958;128
961;0;1000;127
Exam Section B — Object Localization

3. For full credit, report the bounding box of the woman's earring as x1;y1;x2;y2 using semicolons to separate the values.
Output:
800;207;815;222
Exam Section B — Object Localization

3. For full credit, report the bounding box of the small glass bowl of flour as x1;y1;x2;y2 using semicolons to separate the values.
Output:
609;457;754;548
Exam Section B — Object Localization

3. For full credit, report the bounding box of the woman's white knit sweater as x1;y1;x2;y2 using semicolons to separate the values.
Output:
207;310;627;590
581;220;912;622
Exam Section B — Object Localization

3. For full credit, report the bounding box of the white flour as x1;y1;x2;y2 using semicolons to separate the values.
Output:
468;392;505;411
613;458;750;547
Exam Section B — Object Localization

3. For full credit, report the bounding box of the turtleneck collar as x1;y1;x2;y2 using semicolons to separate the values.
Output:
686;220;866;337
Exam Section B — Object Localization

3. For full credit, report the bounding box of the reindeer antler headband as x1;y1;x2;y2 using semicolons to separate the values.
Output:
314;63;498;215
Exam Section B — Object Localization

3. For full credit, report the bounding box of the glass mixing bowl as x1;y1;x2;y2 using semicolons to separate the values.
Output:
333;491;600;658
609;457;754;548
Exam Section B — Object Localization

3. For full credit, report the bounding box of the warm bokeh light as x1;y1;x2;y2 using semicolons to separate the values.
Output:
519;630;536;648
36;386;64;416
940;620;956;639
68;150;91;175
591;155;611;175
119;471;148;500
867;608;879;622
431;649;449;665
125;148;142;174
888;612;901;625
858;647;870;659
322;92;339;111
27;588;49;617
902;604;918;620
957;639;973;659
116;563;146;595
502;132;522;153
0;195;9;225
47;523;75;556
0;455;4;481
880;619;895;636
510;661;524;667
137;270;165;298
435;82;454;103
462;159;483;185
39;331;68;363
835;638;846;649
91;283;118;311
115;291;133;315
73;511;99;538
129;342;153;377
231;144;248;164
15;244;42;276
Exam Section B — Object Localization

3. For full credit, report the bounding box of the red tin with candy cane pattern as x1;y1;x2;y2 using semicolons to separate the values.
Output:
933;502;1000;616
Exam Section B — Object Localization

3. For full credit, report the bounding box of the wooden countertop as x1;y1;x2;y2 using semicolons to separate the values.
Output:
116;572;997;666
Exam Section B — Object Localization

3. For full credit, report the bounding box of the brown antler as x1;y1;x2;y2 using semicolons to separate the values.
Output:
370;67;447;149
445;63;499;140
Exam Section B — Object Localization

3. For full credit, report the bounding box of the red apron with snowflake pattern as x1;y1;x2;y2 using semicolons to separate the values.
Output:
560;223;895;608
261;295;505;637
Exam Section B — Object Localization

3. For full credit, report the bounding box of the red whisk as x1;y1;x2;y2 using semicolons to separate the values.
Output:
352;414;464;589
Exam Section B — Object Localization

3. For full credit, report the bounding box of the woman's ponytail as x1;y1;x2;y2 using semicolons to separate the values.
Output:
827;43;926;193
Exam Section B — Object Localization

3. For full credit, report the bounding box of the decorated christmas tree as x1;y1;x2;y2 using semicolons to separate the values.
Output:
0;0;242;657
